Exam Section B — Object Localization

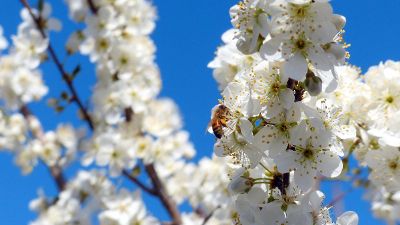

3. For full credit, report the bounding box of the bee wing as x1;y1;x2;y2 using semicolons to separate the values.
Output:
206;121;214;134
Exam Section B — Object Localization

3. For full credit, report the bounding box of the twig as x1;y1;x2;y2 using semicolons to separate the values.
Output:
202;206;221;225
122;170;157;196
19;0;94;130
145;164;182;225
195;207;207;218
48;164;67;191
86;0;98;14
327;187;354;208
326;171;364;208
20;105;67;191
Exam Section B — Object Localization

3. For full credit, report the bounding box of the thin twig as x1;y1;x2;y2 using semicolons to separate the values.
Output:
19;0;94;130
327;187;354;208
20;105;67;191
48;164;67;191
145;164;182;225
86;0;98;14
202;206;221;225
122;170;157;196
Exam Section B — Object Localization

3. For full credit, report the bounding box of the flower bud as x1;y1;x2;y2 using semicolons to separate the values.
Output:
305;71;322;96
332;14;346;31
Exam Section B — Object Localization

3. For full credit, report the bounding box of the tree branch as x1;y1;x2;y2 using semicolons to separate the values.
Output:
202;206;221;225
122;170;157;196
19;0;95;130
145;164;182;225
86;0;98;14
48;164;67;191
327;187;354;208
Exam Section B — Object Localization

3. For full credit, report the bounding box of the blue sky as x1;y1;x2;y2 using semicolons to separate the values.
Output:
0;0;399;224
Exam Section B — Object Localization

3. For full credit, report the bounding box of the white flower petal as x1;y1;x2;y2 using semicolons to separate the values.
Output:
317;151;343;178
283;52;308;81
337;211;359;225
260;38;282;61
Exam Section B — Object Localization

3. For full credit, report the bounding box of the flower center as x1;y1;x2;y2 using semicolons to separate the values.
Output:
389;160;398;170
290;4;311;19
303;148;314;159
111;151;120;159
386;96;394;104
296;39;306;50
270;81;281;94
369;139;380;150
278;123;289;133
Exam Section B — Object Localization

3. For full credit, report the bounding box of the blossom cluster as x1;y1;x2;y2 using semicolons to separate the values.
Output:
30;170;158;225
0;3;80;175
0;0;194;224
1;0;399;225
33;0;198;223
326;61;400;224
64;0;198;177
208;0;359;224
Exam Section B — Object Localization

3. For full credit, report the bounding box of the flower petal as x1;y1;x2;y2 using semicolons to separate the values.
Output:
317;151;343;178
283;52;308;81
337;211;359;225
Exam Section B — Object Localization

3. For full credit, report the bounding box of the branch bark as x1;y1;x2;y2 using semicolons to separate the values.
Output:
86;0;98;14
201;206;221;225
145;164;182;225
19;0;95;130
122;170;157;196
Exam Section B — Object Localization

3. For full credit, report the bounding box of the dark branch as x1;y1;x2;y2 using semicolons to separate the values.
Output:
327;187;354;208
48;164;67;191
122;170;157;196
145;164;182;225
202;206;221;225
86;0;98;14
19;0;95;130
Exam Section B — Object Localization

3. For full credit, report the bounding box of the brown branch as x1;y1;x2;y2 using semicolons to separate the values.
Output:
327;187;354;208
48;164;67;191
122;170;157;196
145;164;182;225
86;0;98;14
202;206;221;225
20;105;67;191
19;0;94;130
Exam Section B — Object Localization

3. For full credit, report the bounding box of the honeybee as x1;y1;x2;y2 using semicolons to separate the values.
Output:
210;104;231;139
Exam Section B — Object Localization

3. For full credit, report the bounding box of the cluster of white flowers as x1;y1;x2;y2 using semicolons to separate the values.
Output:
0;4;82;175
325;61;400;224
208;0;359;224
0;1;194;224
2;0;400;224
64;0;197;177
0;3;61;109
29;170;158;225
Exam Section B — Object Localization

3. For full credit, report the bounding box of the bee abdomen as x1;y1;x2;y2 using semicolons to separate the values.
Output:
212;126;224;139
